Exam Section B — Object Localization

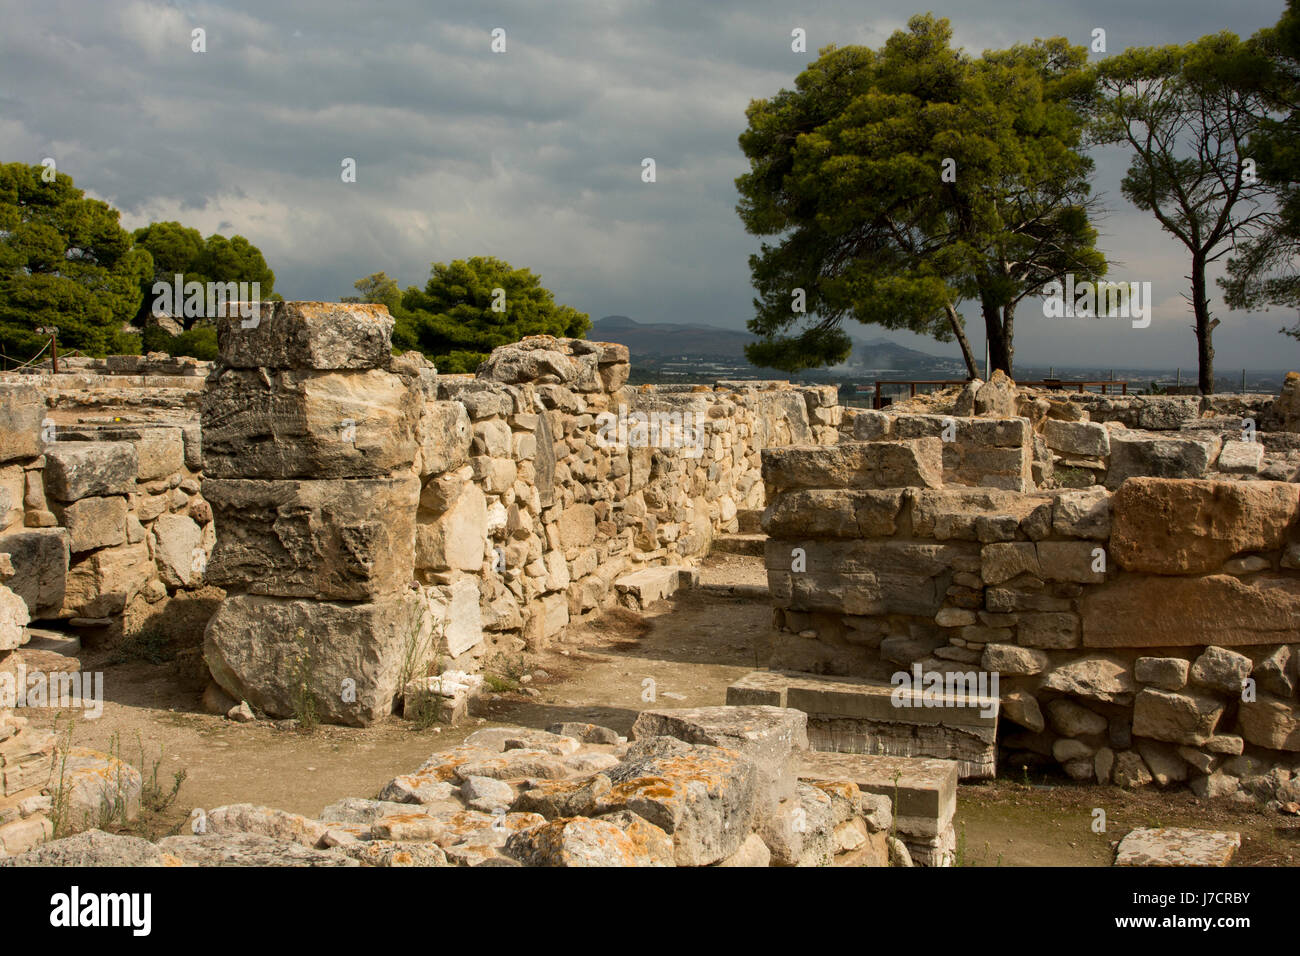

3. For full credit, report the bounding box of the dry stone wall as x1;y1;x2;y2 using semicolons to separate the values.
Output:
196;302;839;726
765;380;1300;801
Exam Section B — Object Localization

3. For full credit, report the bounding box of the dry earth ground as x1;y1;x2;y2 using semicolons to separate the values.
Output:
23;552;1300;865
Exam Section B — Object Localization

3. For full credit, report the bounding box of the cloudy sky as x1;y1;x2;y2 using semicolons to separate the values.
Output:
1;0;1295;371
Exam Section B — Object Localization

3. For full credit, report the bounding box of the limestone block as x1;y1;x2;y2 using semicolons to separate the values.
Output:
0;385;45;464
1082;574;1300;646
0;528;69;618
202;368;419;479
43;443;137;502
416;481;487;573
203;476;419;599
151;513;205;589
1132;688;1225;745
1043;419;1110;458
1105;432;1217;488
203;591;430;726
61;541;152;618
1110;478;1299;574
761;439;943;493
216;301;394;370
50;496;126;553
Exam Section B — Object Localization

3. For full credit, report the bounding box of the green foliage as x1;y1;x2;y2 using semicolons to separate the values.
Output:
132;221;278;331
142;323;218;360
351;258;590;371
1093;33;1274;392
1219;1;1300;339
0;163;153;361
735;15;1104;376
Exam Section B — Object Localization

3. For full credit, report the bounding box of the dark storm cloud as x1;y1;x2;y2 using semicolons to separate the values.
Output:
0;0;1294;369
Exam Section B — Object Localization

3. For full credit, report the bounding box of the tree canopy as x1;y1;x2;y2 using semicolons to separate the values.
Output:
1093;33;1274;393
735;14;1104;377
350;257;590;372
0;162;152;361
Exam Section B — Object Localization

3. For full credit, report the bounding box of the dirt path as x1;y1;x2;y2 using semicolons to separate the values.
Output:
25;553;1300;863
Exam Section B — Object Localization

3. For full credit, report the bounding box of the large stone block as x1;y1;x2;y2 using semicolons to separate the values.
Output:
0;528;69;618
50;495;127;553
216;301;394;370
203;591;431;726
763;489;905;539
203;476;419;599
0;385;46;463
418;401;471;477
1132;688;1225;745
43;443;137;502
1237;696;1300;751
631;706;808;817
910;489;1046;541
131;428;185;481
1110;478;1299;574
1105;433;1217;488
1043;419;1110;458
61;541;152;618
202;368;419;479
762;440;943;493
416;480;487;573
1082;574;1300;646
152;513;204;589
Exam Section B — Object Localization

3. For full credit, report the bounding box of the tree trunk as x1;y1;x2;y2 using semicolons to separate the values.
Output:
981;294;1013;378
1191;254;1215;394
945;303;979;380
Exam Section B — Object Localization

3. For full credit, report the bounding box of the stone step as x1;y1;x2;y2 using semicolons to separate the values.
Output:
712;533;765;556
797;750;958;866
728;670;998;780
1113;827;1241;866
737;509;764;533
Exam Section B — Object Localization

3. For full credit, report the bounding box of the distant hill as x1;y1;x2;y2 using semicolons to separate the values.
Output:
590;315;959;369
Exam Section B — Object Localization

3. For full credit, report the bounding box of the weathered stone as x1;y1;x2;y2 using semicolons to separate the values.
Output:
762;489;904;539
1110;479;1300;574
419;400;472;476
1051;488;1111;539
631;706;807;817
981;643;1048;675
50;495;127;553
1047;699;1107;737
203;591;434;726
1132;688;1225;745
0;583;29;651
981;543;1040;585
1040;655;1135;704
504;815;672;867
0;829;171;867
158;832;358;866
151;513;204;589
1001;691;1045;732
417;479;487;573
595;740;757;866
1112;750;1153;789
1016;612;1080;649
1114;827;1240;866
1043;419;1110;458
1106;432;1217;488
61;541;151;618
1238;696;1300;751
1082;574;1300;647
1134;656;1189;690
216;301;393;370
43;443;137;502
1217;441;1264;473
204;476;419;599
0;386;46;463
1135;739;1188;787
202;367;420;479
1254;645;1295;698
0;529;68;618
762;440;943;493
1189;646;1253;696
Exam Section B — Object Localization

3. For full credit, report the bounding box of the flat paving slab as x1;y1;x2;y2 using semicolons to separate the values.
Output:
1114;827;1241;867
797;750;957;830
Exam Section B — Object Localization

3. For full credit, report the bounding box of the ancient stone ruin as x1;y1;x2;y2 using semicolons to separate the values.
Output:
0;302;1296;865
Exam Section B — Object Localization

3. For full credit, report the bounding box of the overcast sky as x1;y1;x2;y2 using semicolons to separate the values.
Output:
1;0;1295;370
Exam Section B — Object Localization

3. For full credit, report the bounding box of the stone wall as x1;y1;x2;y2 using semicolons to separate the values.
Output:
764;384;1300;801
0;382;213;660
197;302;840;726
